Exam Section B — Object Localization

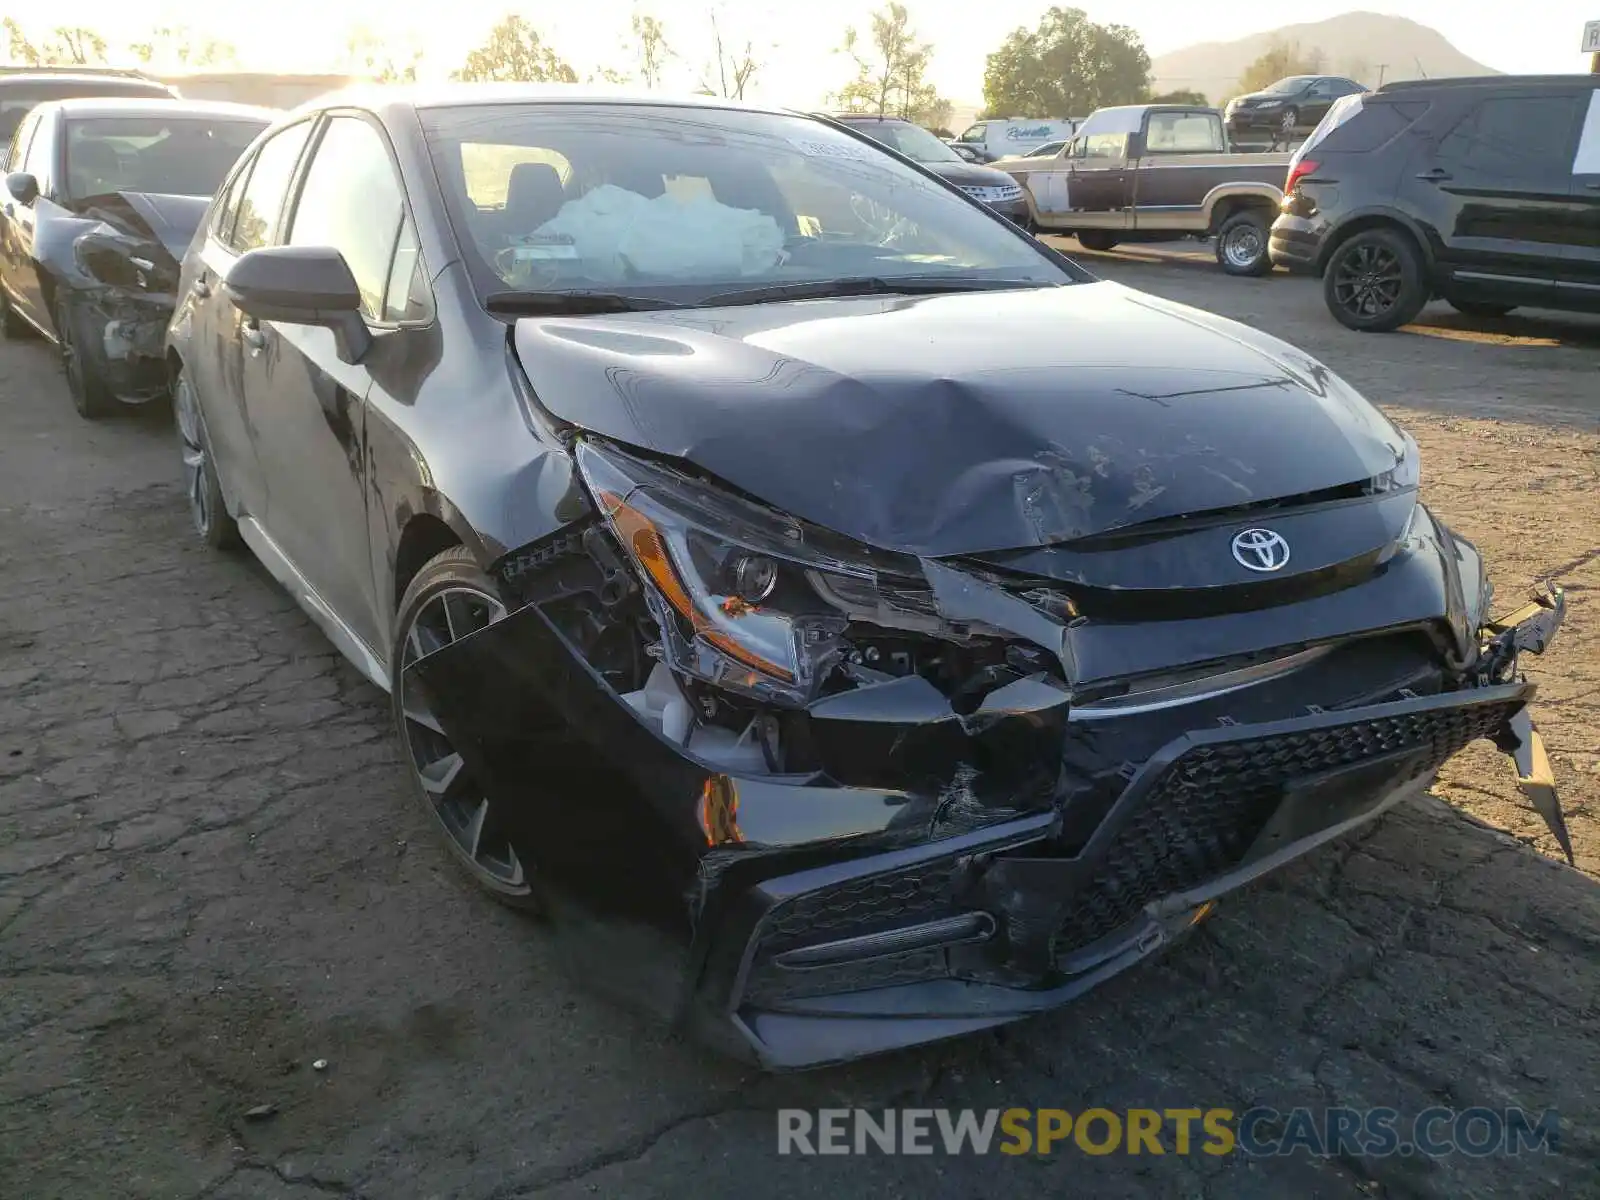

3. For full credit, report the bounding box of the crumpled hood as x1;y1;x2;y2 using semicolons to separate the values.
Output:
82;191;209;261
513;280;1406;556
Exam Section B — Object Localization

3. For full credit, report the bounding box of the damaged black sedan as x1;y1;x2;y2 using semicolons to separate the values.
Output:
0;97;271;417
167;88;1573;1070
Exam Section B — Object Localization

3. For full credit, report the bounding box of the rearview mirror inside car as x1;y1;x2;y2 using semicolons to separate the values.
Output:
223;245;371;364
6;171;39;207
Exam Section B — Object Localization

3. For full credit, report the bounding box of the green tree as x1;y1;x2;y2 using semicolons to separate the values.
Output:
697;10;761;100
3;17;42;64
1235;40;1326;96
835;3;942;123
4;20;108;66
454;15;577;84
1148;88;1208;107
981;7;1150;119
344;26;422;83
631;12;672;89
130;26;237;70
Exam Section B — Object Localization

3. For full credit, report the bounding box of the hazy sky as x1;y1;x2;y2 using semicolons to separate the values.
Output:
25;1;1600;105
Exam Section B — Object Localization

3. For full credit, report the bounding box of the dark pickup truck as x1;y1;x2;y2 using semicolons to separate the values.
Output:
998;104;1290;275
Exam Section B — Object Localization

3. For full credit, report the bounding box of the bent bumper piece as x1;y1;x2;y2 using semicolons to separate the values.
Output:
409;574;1569;1068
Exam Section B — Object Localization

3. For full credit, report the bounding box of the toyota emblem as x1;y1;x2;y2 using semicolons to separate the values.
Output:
1231;528;1291;572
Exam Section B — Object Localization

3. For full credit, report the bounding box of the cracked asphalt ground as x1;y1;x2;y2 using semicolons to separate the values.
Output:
2;254;1597;1200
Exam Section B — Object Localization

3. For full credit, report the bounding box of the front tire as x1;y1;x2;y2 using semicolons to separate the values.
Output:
1076;230;1119;252
172;364;240;550
1447;299;1515;319
1323;228;1428;332
1279;107;1299;134
1215;210;1273;276
0;287;29;338
54;294;118;419
393;547;540;910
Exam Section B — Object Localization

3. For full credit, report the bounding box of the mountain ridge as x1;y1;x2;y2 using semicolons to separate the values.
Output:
1150;12;1499;105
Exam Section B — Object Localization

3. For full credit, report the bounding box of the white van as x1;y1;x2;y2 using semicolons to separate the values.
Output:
954;118;1078;162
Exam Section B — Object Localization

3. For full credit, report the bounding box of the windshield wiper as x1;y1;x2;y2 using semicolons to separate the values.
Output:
483;290;686;315
697;276;1055;308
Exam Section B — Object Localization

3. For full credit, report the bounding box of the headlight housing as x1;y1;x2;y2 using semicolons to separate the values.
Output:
575;439;927;707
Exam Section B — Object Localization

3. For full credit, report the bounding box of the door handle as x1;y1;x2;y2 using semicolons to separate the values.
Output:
1415;168;1452;182
242;323;265;350
192;278;211;298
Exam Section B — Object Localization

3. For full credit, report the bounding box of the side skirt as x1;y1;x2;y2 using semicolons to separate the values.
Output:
236;516;391;693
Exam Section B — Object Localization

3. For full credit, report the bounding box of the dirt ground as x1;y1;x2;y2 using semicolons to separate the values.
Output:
1;250;1597;1200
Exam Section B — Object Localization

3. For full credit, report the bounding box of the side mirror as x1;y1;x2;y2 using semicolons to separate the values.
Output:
224;245;371;365
6;171;39;206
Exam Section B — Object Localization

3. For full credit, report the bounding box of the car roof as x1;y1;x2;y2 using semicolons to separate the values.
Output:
289;82;795;121
0;70;170;88
1379;74;1600;94
46;97;274;121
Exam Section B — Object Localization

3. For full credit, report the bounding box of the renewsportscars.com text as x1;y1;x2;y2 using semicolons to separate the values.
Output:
776;1107;1562;1158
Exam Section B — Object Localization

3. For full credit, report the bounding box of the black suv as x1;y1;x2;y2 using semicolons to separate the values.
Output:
1;68;177;155
1225;75;1366;141
1270;75;1600;331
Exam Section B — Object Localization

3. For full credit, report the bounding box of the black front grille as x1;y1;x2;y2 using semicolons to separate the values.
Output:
1053;696;1522;955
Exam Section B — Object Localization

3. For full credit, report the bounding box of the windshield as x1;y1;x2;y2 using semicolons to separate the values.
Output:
1025;140;1065;157
1265;76;1317;94
845;119;961;163
422;103;1075;303
64;116;266;200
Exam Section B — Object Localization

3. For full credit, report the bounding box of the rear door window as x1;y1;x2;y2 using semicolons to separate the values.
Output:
1143;112;1224;154
1573;90;1600;175
1317;100;1428;153
1436;95;1584;180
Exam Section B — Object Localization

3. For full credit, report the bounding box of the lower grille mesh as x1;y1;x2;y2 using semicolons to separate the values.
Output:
1052;697;1522;955
737;695;1521;1005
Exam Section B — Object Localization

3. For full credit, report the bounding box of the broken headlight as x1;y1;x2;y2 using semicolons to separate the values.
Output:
575;439;917;707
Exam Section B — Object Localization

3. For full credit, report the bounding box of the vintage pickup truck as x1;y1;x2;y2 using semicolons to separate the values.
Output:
997;104;1291;275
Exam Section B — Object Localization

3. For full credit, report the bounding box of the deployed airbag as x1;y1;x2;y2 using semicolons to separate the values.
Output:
527;184;785;281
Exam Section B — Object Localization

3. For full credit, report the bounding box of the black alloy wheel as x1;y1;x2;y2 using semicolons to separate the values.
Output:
1323;228;1428;332
172;365;240;550
393;546;539;909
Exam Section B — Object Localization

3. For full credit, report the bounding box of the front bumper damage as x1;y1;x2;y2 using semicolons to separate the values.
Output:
56;287;171;402
410;555;1568;1069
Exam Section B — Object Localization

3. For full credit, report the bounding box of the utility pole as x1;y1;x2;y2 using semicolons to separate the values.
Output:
1375;63;1387;86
